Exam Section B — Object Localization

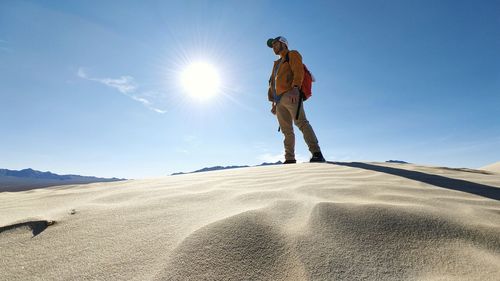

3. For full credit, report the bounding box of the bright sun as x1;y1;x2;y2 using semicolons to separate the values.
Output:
181;62;221;100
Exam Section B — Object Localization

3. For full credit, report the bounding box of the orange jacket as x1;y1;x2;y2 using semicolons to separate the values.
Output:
268;50;305;101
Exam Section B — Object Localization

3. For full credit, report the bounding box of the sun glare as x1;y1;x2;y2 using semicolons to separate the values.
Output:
181;62;221;100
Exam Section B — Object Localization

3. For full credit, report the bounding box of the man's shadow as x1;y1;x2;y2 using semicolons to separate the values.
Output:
329;162;500;201
0;220;55;237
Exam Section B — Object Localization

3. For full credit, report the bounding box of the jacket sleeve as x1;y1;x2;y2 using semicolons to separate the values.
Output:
268;63;275;102
289;51;304;88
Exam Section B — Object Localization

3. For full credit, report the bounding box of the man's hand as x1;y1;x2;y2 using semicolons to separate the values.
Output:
289;87;300;104
271;102;277;115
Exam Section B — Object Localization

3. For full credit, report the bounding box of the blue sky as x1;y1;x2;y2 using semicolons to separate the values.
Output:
1;0;499;178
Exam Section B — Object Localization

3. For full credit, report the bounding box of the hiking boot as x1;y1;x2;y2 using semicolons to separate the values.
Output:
283;159;297;164
310;152;326;163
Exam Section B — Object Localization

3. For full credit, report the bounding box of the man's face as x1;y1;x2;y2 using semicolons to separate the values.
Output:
272;41;282;55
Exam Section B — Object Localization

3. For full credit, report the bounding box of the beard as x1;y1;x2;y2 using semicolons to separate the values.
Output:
273;43;283;55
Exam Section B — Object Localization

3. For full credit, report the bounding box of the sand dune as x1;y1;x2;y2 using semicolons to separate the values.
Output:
481;161;500;173
1;162;500;280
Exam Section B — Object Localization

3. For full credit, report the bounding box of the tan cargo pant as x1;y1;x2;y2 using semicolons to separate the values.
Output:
276;90;321;161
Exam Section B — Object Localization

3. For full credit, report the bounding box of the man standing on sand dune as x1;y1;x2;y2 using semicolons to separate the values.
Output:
267;36;325;164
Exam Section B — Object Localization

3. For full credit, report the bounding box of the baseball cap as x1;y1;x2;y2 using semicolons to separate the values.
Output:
266;36;288;48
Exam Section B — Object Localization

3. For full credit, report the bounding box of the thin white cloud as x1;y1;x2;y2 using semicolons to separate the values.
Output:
296;154;309;163
130;95;166;114
257;152;283;163
175;148;190;155
257;152;309;163
254;143;283;163
77;67;166;114
0;39;10;51
98;76;137;94
152;108;167;114
175;135;203;156
183;135;202;147
77;67;87;78
77;67;136;94
131;96;151;105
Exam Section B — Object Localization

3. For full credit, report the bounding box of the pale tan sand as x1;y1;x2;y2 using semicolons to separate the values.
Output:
481;161;500;173
1;162;500;281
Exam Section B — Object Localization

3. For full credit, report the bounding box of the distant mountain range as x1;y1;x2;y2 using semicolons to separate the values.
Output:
172;160;411;176
172;161;282;175
385;160;409;164
0;160;414;192
0;168;125;192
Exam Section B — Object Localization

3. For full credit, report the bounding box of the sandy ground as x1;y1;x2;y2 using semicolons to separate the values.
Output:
1;162;499;281
481;161;500;173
